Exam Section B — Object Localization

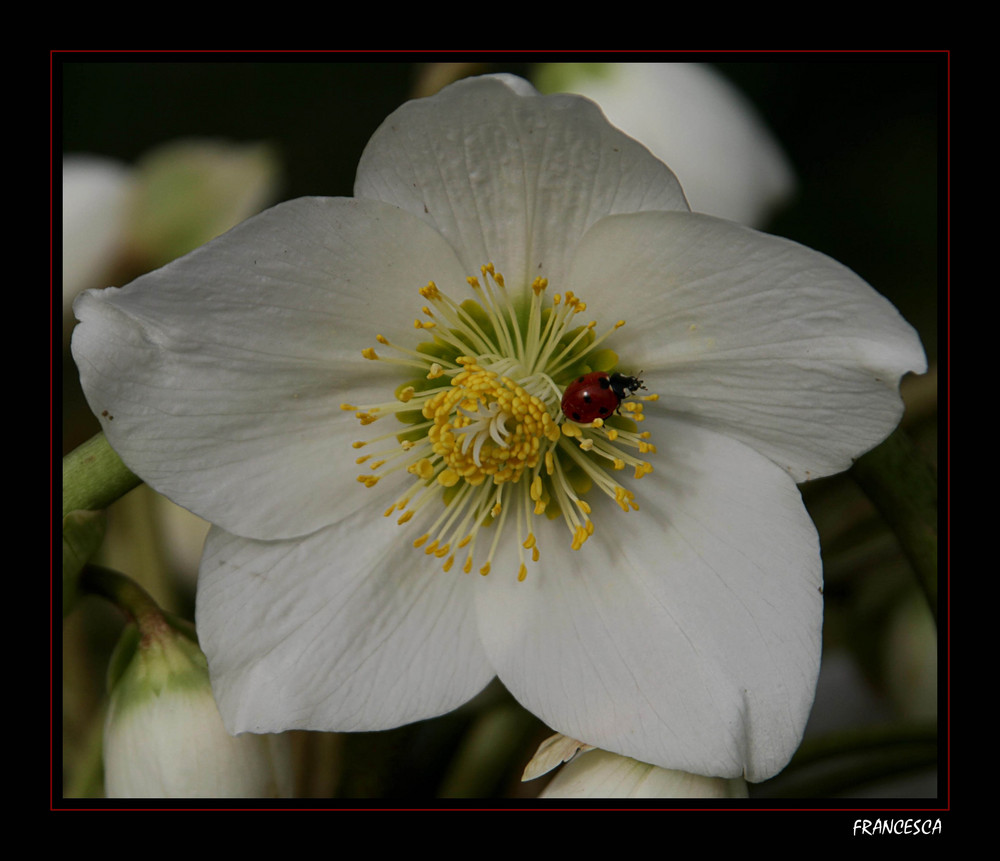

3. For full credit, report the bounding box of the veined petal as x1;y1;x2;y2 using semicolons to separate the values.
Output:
72;197;470;540
476;416;822;782
570;211;927;482
355;75;689;295
197;507;495;734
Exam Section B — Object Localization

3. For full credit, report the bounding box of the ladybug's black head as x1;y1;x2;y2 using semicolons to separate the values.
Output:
608;372;645;401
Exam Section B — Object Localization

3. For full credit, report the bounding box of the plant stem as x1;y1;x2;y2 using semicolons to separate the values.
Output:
63;432;141;517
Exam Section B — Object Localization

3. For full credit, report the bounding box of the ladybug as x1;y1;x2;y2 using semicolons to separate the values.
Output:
561;371;645;424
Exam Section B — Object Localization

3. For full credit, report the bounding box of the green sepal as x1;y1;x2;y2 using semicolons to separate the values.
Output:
106;623;141;693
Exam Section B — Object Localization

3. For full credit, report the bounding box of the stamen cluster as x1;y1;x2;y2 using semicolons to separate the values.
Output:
342;264;656;581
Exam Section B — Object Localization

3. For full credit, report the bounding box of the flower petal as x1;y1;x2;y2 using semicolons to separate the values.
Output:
476;416;822;782
72;196;470;540
197;508;495;734
571;211;927;481
355;75;689;293
544;62;796;227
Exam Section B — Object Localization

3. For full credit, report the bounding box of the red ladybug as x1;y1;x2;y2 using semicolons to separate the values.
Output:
561;371;645;424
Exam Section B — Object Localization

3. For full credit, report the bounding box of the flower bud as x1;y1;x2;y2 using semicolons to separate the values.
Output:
103;622;292;798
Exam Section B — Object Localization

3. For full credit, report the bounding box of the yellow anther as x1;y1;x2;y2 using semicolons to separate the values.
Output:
635;462;653;479
523;534;536;549
362;347;378;360
530;475;543;500
352;440;366;449
397;510;414;525
376;334;389;344
491;502;502;517
427;363;444;379
517;564;527;582
341;403;357;411
443;556;455;572
413;534;429;548
398;386;415;403
408;458;435;480
437;468;460;487
480;561;491;576
606;428;619;441
614;320;626;329
612;458;625;470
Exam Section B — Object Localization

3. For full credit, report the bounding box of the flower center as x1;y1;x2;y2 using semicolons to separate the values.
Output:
425;364;560;488
342;264;657;581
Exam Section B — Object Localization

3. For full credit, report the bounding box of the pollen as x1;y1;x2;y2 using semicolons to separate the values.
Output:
345;263;657;582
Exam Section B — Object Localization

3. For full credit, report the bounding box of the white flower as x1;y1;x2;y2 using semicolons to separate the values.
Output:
72;75;925;782
534;62;796;227
103;623;293;798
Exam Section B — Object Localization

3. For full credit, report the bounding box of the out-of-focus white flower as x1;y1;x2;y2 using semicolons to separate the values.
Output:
534;62;795;227
525;733;748;798
61;140;281;315
62;156;133;311
74;75;925;782
103;621;293;798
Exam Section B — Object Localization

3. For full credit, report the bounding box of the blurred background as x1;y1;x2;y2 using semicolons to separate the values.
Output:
58;56;943;801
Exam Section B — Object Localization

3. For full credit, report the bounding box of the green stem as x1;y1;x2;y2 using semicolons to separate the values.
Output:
63;433;141;517
79;564;167;637
851;430;938;622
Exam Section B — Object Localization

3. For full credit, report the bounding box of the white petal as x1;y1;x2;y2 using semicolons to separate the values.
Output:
549;63;795;227
477;417;822;782
571;211;927;481
197;506;495;734
355;75;689;293
72;196;469;540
